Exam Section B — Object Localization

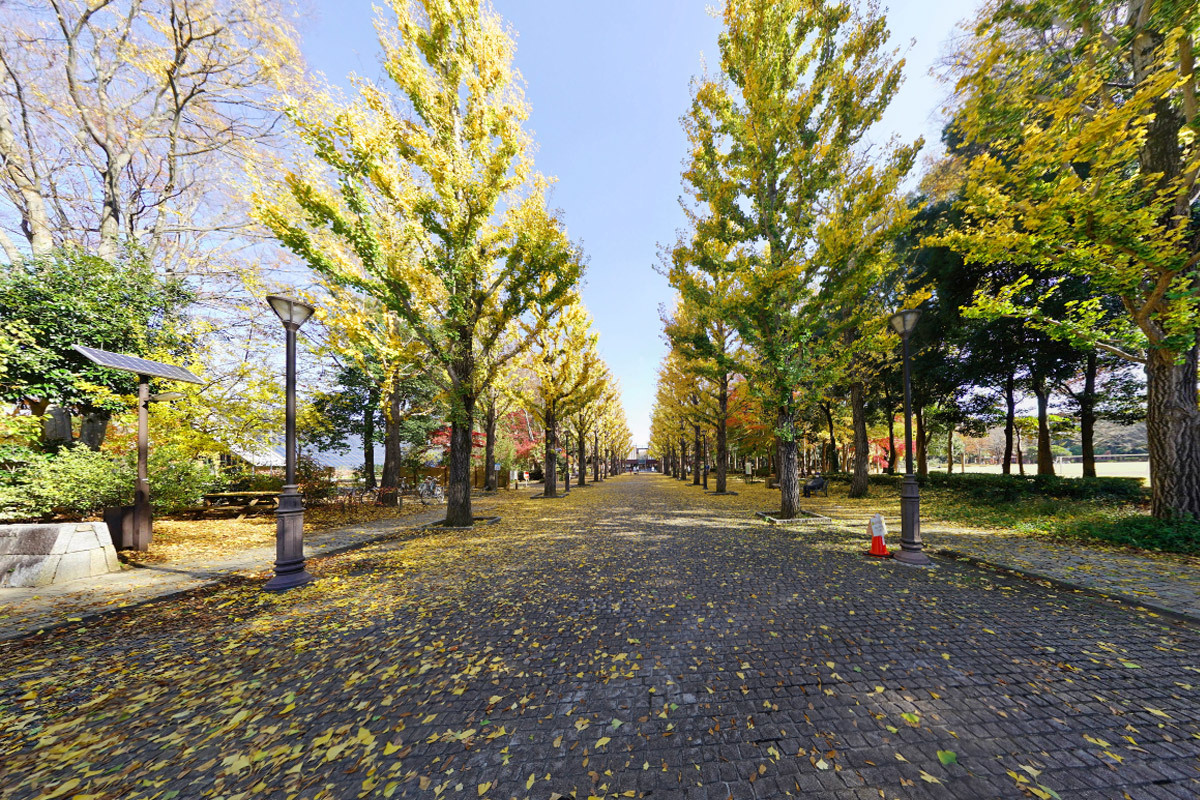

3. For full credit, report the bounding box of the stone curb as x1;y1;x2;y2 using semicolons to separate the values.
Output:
936;548;1200;629
755;509;833;525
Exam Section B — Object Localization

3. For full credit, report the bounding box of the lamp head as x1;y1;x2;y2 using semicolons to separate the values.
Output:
889;309;921;337
266;295;316;328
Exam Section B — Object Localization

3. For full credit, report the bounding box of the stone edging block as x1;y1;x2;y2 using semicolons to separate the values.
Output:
0;522;122;588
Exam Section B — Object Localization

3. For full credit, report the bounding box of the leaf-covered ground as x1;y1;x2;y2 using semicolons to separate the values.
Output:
122;503;429;566
2;475;1198;799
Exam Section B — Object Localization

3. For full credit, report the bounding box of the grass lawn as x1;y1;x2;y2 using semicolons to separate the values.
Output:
959;460;1151;483
734;472;1200;557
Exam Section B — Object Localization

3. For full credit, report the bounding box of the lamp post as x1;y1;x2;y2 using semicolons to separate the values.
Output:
889;309;931;566
265;294;316;591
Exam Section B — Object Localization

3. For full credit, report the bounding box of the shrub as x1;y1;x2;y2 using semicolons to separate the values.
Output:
826;471;1147;503
217;466;283;493
21;446;130;518
5;444;215;520
136;446;216;513
297;455;337;502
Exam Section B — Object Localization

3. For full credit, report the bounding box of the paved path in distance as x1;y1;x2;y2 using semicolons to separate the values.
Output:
1;475;1197;800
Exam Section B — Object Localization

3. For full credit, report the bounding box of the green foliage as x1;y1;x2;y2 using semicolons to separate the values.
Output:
0;249;193;413
136;447;217;514
1051;512;1200;556
1;444;215;520
826;471;1147;503
297;455;337;503
16;447;129;519
217;467;284;494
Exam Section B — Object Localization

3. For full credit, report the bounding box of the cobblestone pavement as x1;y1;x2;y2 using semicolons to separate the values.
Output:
2;475;1198;800
0;500;480;642
791;490;1200;621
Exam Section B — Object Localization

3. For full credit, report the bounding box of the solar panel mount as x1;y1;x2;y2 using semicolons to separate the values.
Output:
72;345;203;384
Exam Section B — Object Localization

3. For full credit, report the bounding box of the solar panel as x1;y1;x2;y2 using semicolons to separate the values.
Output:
72;345;203;384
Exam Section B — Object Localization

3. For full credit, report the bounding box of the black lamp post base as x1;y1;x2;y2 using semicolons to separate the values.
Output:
264;566;315;591
265;486;314;592
896;474;932;566
893;548;933;566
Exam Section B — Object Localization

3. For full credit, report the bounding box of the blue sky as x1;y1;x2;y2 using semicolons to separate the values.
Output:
299;0;978;445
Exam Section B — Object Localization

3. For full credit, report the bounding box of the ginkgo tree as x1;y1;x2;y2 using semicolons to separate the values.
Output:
661;285;742;493
940;0;1200;519
255;0;583;526
678;0;918;517
517;296;605;498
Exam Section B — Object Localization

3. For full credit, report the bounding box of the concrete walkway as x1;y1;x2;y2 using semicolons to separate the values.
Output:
0;499;502;641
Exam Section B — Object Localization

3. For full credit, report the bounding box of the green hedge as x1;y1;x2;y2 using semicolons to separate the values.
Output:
1;445;215;521
824;471;1148;503
1051;512;1200;555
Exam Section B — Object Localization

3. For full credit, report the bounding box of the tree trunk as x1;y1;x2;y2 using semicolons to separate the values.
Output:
1033;377;1055;476
79;411;110;451
594;432;601;482
1080;351;1097;479
1003;373;1015;475
915;404;928;477
715;386;728;494
363;399;377;491
380;382;402;507
887;408;897;474
1145;344;1200;519
484;400;498;491
693;424;702;486
823;404;839;472
564;430;571;493
679;438;688;480
543;407;558;497
1016;427;1025;476
777;413;800;518
577;425;586;487
849;382;869;497
946;426;954;475
444;391;477;527
41;406;73;449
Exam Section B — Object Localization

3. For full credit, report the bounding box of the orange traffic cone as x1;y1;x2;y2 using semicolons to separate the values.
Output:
866;513;891;558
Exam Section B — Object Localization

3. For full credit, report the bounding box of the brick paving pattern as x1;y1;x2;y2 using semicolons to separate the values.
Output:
1;475;1197;799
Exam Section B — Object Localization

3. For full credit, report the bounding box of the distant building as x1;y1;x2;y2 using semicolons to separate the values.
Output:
624;446;659;472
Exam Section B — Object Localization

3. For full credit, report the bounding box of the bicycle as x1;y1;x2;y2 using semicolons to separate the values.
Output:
417;476;445;504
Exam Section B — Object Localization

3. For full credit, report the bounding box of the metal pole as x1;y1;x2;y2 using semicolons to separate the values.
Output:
896;330;930;566
134;375;151;551
265;322;314;591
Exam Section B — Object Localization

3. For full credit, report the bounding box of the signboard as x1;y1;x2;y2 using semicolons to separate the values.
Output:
869;513;887;539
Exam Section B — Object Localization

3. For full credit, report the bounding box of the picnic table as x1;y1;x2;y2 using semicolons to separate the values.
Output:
202;491;279;509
